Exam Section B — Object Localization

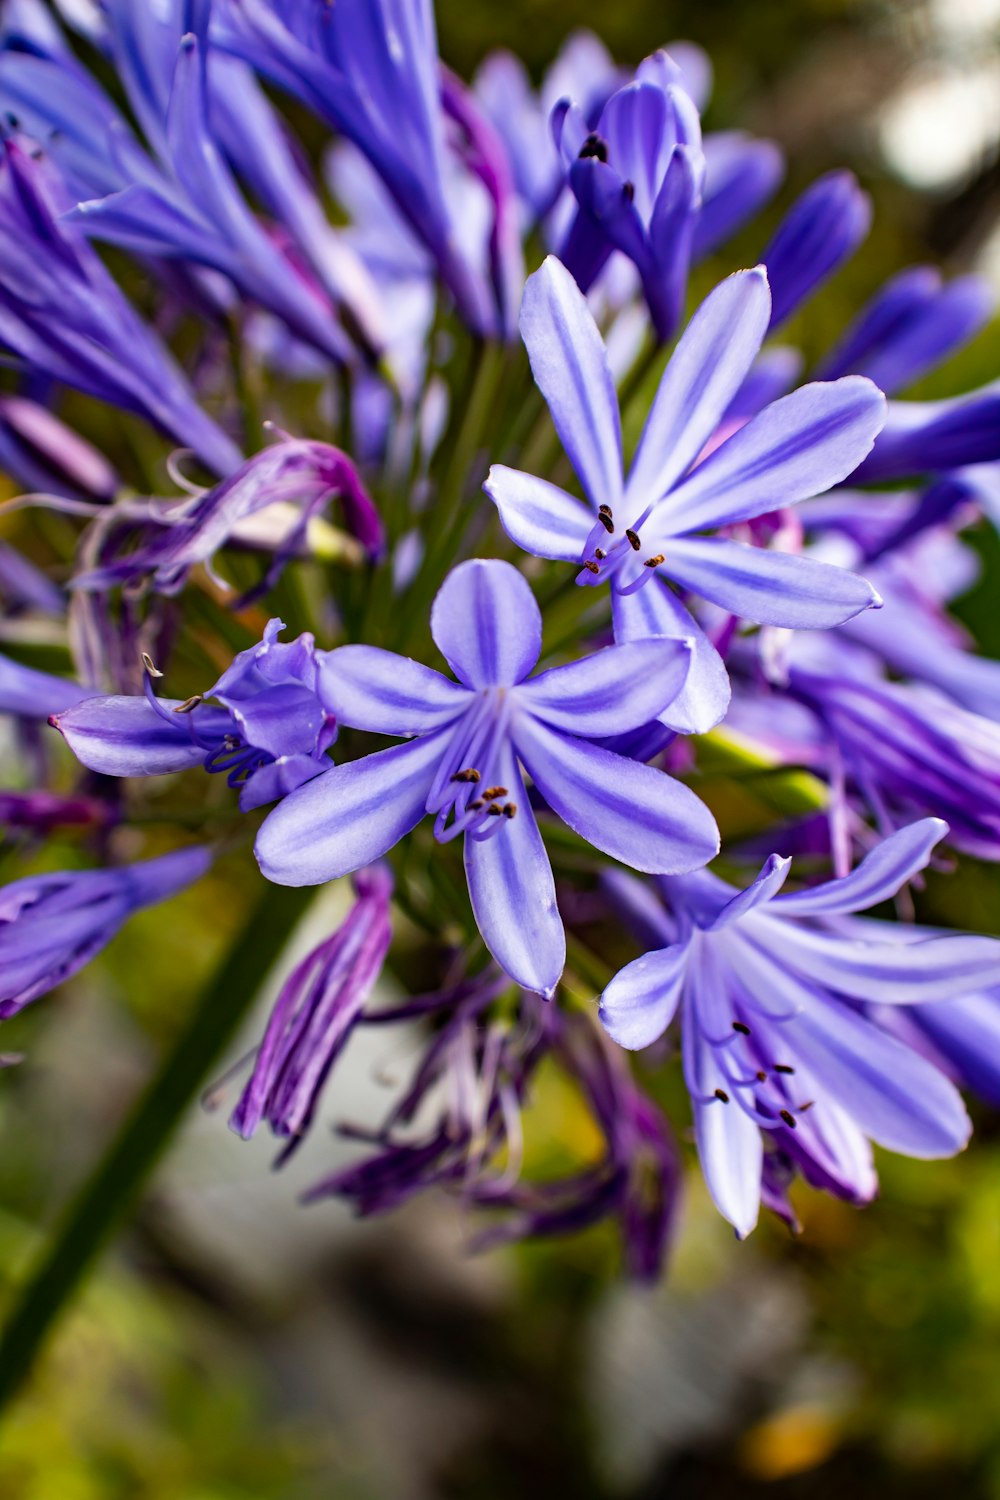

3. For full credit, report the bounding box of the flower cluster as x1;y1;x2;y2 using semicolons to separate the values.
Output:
1;0;1000;1276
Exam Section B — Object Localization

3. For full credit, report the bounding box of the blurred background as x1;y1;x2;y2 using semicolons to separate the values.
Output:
2;0;1000;1495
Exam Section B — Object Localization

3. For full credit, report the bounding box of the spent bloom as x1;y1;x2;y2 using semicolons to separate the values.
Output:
255;559;719;996
599;820;1000;1236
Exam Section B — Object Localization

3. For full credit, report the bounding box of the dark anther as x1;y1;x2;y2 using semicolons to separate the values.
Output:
469;799;484;810
622;180;635;202
579;132;608;162
482;786;507;800
756;1070;767;1082
141;652;163;678
799;1100;814;1112
584;559;600;574
452;768;481;783
774;1064;795;1074
223;734;241;750
625;528;641;551
732;1021;751;1036
503;803;517;818
173;695;203;714
595;547;606;560
487;803;504;817
644;554;665;568
779;1109;797;1129
714;1088;730;1103
598;505;614;534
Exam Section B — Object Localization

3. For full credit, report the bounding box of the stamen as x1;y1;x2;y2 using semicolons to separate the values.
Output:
756;1070;767;1082
451;768;481;783
486;803;504;817
141;652;163;678
502;803;517;818
798;1100;814;1112
714;1088;730;1103
481;786;507;800
594;548;606;560
623;180;635;202
579;132;608;162
625;528;641;551
779;1109;797;1129
732;1021;751;1036
583;559;600;574
173;695;203;714
468;799;485;810
598;504;614;533
644;554;665;568
774;1064;795;1074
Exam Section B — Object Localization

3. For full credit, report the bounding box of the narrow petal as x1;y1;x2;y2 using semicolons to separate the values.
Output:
51;696;206;775
517;638;692;736
513;712;719;874
664;536;880;628
599;943;689;1049
318;645;469;734
684;1003;762;1236
625;267;771;512
611;581;730;735
430;559;541;688
483;465;593;562
519;255;623;508
659;377;886;534
775;818;947;917
464;741;564;997
255;732;446;886
709;854;791;930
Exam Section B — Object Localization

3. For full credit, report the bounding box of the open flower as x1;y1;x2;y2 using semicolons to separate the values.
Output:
256;558;719;997
598;819;1000;1236
485;258;885;734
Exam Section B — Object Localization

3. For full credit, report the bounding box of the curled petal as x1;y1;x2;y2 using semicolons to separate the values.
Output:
599;943;688;1049
483;466;593;562
775;818;947;917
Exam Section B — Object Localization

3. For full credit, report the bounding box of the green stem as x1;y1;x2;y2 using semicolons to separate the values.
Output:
0;881;313;1416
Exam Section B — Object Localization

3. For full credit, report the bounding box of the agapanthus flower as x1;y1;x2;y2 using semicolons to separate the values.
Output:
851;382;1000;484
52;620;338;812
255;558;719;996
0;651;91;721
486;257;884;733
599;819;1000;1236
0;845;210;1017
758;171;871;332
0;137;240;476
230;864;393;1154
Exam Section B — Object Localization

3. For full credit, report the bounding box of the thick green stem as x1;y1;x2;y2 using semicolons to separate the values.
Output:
0;881;312;1416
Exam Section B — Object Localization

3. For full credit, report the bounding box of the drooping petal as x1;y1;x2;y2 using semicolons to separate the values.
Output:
519;254;623;508
683;997;762;1236
318;645;470;734
663;536;880;628
516;637;692;736
598;943;689;1049
483;466;594;562
255;732;447;886
430;558;541;688
611;581;730;735
774;818;947;917
708;854;791;930
658;377;886;535
464;741;564;997
51;696;207;775
625;267;771;512
513;713;719;873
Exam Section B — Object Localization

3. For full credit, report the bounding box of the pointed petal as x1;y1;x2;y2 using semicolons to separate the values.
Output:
664;536;880;628
625;267;771;510
683;1003;762;1235
660;377;887;534
517;638;692;736
599;943;689;1049
255;732;445;886
464;742;564;997
430;559;541;688
318;645;469;734
51;696;207;775
775;818;947;917
611;581;730;735
519;255;623;508
513;712;719;873
483;465;593;562
709;854;791;930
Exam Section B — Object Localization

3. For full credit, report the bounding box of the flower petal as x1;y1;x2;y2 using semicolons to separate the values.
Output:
683;999;762;1236
483;465;593;562
517;637;692;736
51;696;207;775
625;267;771;512
611;580;730;735
430;559;542;689
519;254;623;508
775;818;947;917
664;536;880;628
513;712;719;873
659;377;886;535
709;854;791;930
318;645;469;734
464;741;564;997
599;943;689;1049
255;732;446;886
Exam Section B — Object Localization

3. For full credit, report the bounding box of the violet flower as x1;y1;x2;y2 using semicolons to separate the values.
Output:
256;558;719;997
485;258;885;734
0;845;210;1017
0;652;91;720
850;382;1000;484
231;865;393;1153
598;819;1000;1236
759;171;872;332
51;620;338;812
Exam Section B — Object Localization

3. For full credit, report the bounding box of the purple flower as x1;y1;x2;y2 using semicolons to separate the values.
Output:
485;258;885;734
0;138;241;476
0;396;117;503
850;382;1000;484
51;620;338;812
759;171;871;331
72;438;383;599
0;845;210;1017
0;651;91;720
598;820;1000;1236
230;864;393;1152
255;558;719;997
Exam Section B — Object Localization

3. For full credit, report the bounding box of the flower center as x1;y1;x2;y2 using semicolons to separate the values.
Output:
425;691;518;844
576;504;665;595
